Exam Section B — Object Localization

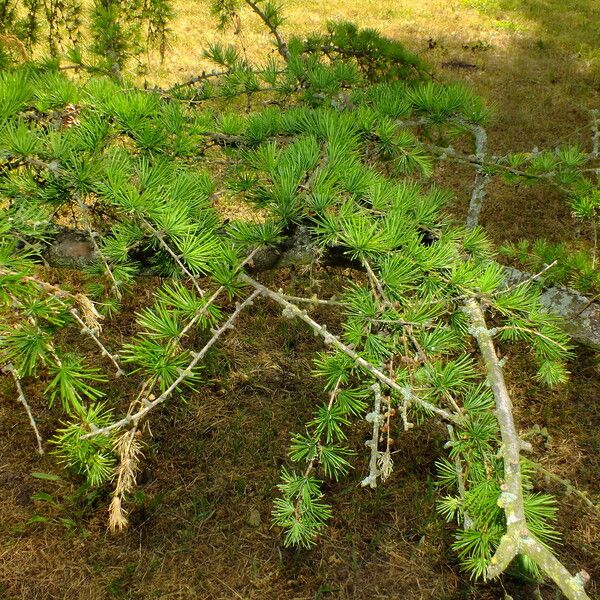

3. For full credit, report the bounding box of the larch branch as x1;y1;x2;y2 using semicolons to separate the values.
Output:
464;299;590;600
241;273;460;424
82;289;260;438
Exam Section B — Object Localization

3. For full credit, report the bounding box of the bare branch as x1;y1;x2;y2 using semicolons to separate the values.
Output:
3;364;44;455
275;291;342;307
529;461;599;517
168;69;230;92
69;307;124;376
361;383;383;488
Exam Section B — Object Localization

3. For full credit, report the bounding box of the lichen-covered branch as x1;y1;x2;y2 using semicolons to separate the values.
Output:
465;124;490;228
241;273;460;424
464;299;590;600
361;383;383;488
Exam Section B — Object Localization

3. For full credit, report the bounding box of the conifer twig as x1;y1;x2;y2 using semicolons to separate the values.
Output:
139;217;206;297
502;260;558;293
464;299;590;600
300;377;342;481
3;364;44;455
493;325;570;353
99;246;259;467
529;461;599;516
0;268;124;376
244;0;290;61
445;424;472;529
241;273;460;424
175;247;260;342
426;143;584;194
81;289;260;438
361;383;383;488
363;259;463;414
75;195;122;300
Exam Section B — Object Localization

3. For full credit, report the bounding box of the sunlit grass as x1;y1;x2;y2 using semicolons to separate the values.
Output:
151;0;599;87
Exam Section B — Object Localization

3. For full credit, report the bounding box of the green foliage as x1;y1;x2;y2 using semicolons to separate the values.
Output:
500;239;600;294
55;403;116;486
0;0;173;75
300;21;429;83
46;354;107;415
272;468;332;548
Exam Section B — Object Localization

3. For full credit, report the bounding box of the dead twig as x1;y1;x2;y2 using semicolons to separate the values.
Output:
3;364;44;455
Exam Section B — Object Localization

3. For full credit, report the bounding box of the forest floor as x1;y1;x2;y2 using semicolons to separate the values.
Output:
1;0;600;599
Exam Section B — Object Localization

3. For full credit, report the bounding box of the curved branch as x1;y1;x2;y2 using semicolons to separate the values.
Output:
241;273;460;424
3;364;44;455
244;0;290;61
82;289;260;438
